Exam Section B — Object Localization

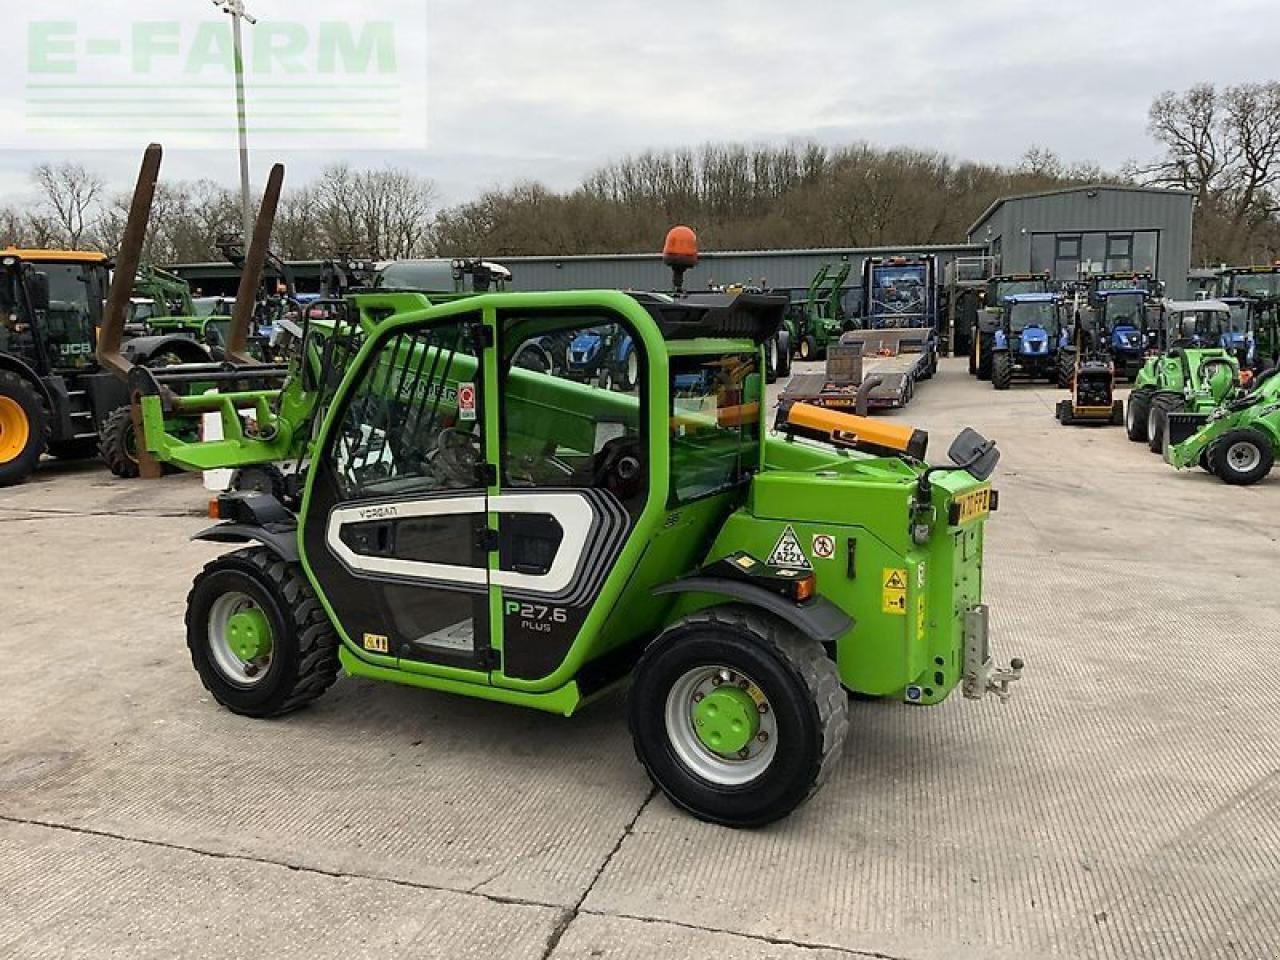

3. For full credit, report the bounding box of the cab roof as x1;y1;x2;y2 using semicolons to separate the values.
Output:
1003;293;1059;305
1096;288;1148;298
1;248;109;264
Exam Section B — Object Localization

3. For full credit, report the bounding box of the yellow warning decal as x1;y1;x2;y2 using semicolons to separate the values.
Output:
882;568;908;616
916;594;927;641
363;633;390;654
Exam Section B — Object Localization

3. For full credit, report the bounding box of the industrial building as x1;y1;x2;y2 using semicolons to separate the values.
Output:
967;184;1194;296
170;184;1195;299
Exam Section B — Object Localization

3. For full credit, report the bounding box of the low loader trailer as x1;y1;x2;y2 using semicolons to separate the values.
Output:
780;328;936;413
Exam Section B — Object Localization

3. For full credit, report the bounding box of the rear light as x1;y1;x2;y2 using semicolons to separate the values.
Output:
208;498;221;520
792;575;816;603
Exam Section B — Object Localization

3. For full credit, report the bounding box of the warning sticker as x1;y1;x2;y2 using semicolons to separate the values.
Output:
812;534;837;560
458;382;477;422
882;568;908;615
768;526;812;570
916;594;927;641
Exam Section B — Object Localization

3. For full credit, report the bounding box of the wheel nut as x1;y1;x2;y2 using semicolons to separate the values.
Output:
692;692;704;702
758;703;770;715
757;731;769;743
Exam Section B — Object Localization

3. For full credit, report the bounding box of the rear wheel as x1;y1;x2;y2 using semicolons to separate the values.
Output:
991;352;1012;390
1110;400;1124;426
0;371;47;487
976;336;993;381
1056;399;1073;425
99;406;141;479
1214;429;1275;486
1126;390;1152;442
629;605;848;828
774;331;792;379
186;547;340;717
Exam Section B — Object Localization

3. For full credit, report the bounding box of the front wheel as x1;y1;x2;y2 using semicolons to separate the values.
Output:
629;605;848;828
991;352;1013;390
0;371;48;487
1215;429;1275;486
1126;390;1152;443
798;336;818;362
186;547;340;717
99;406;141;479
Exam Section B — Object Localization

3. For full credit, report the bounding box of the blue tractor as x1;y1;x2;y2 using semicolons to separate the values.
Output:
565;326;640;391
991;293;1069;390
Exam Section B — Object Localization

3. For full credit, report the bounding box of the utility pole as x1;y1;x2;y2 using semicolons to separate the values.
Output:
212;0;257;243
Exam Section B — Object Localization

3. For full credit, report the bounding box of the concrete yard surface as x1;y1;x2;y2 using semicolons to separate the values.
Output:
2;358;1278;959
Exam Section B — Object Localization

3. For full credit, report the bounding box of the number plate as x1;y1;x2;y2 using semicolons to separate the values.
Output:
953;488;992;525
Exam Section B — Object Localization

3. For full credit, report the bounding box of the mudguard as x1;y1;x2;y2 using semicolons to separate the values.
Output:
653;576;853;644
192;522;300;563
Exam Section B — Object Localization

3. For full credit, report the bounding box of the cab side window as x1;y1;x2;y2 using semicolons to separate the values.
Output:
500;314;647;513
327;317;484;500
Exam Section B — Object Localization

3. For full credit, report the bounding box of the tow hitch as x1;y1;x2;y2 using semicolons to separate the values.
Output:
962;605;1024;702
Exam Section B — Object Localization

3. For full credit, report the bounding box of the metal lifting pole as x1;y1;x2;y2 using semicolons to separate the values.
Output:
212;0;258;243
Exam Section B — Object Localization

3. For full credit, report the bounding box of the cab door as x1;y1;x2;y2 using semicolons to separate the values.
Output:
492;309;650;680
302;311;499;672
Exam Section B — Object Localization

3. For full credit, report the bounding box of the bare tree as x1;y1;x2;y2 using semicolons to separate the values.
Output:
32;162;106;248
1135;82;1280;261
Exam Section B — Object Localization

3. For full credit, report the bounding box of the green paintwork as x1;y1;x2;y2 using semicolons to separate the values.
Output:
694;685;759;755
1169;372;1280;471
148;284;1002;714
799;262;852;358
227;608;272;661
339;647;583;717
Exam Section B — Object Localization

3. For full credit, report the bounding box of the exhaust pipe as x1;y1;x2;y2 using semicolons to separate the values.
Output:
98;143;162;379
226;163;285;365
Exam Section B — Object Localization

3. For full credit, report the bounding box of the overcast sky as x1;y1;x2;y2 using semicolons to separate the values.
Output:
2;0;1277;208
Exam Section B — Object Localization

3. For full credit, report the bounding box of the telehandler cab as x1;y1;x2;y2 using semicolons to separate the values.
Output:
126;161;1022;827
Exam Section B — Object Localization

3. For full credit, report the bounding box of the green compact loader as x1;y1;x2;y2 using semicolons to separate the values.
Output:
1166;367;1280;486
124;156;1022;828
1125;299;1242;452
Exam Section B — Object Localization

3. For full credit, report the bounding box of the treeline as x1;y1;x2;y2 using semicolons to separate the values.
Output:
4;83;1278;268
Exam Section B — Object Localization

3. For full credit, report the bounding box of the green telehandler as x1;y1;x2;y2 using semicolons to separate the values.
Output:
121;157;1022;828
1124;299;1243;453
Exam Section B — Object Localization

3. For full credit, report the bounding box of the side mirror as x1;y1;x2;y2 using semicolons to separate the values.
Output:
26;270;51;311
948;427;1001;481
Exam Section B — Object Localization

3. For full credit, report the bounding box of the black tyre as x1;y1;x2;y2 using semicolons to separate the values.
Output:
1110;401;1124;427
186;547;340;718
991;352;1013;390
976;336;993;381
765;336;779;385
1126;390;1152;443
0;370;48;487
629;605;848;828
615;348;640;392
1057;352;1075;390
968;340;977;375
1214;429;1275;486
1056;399;1073;425
798;336;818;362
99;405;141;479
1147;394;1183;454
774;331;792;379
